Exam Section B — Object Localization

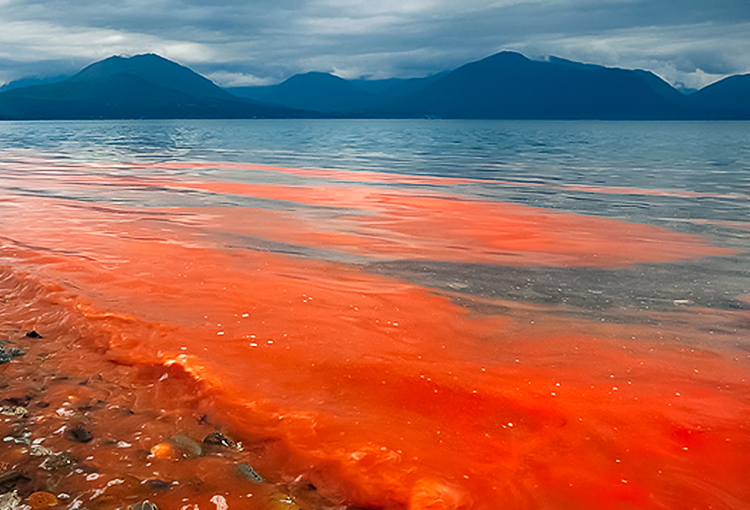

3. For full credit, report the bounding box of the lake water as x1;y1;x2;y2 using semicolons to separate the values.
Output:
0;120;748;510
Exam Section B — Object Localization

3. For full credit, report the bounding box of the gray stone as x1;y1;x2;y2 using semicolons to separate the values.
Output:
236;463;264;483
0;490;21;510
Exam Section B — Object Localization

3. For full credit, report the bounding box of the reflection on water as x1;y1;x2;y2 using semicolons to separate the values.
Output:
0;120;749;510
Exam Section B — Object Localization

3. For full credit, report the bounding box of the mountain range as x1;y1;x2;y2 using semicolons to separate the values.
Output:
1;52;748;120
0;54;314;120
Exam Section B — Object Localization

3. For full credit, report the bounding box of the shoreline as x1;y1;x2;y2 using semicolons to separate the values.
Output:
0;269;358;510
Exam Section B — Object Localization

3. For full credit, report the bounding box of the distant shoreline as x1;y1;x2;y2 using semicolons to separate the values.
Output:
3;117;750;122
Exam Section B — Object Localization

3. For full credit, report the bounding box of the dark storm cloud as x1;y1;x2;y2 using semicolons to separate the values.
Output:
0;0;748;89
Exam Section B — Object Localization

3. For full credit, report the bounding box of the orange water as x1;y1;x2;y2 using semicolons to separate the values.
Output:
1;158;749;509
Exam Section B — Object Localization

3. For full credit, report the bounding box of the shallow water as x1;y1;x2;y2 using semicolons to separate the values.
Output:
0;120;749;509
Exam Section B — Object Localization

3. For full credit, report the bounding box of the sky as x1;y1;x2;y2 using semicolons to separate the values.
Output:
1;0;749;90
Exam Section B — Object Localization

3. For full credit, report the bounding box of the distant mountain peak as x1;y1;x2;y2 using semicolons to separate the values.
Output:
132;53;168;59
483;51;530;63
0;53;318;120
69;52;231;100
99;53;168;62
260;71;374;112
83;53;171;67
281;71;351;86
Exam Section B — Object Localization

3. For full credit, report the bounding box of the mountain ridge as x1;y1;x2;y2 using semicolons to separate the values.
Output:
68;54;234;100
0;54;321;120
687;74;750;119
1;52;748;120
381;51;688;119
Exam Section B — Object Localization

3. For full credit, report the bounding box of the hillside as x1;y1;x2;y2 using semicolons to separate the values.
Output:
2;52;749;120
230;72;375;113
686;74;750;119
373;52;688;119
0;54;318;120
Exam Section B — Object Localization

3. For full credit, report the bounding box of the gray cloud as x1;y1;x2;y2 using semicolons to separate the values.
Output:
0;0;748;89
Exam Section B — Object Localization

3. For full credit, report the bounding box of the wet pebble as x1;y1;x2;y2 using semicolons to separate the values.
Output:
210;495;227;510
0;346;25;365
144;479;172;491
39;451;77;471
169;434;202;457
29;445;53;457
0;490;21;510
27;491;58;509
67;427;93;443
149;442;172;459
203;432;234;448
0;406;27;418
267;493;302;510
235;463;264;483
130;500;158;510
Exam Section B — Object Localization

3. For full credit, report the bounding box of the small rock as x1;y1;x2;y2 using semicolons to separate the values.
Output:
210;495;228;510
236;463;264;483
130;500;158;510
25;331;43;339
0;347;25;365
30;445;53;457
0;406;28;418
266;493;302;510
203;432;235;448
0;490;21;510
67;427;93;443
27;491;58;509
149;443;172;459
144;479;172;491
39;451;77;471
169;434;202;457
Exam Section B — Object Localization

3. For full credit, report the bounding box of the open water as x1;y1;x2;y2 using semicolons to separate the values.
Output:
0;120;749;510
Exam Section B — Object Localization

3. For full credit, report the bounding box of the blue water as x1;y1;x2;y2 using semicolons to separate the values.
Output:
2;119;748;217
1;118;749;315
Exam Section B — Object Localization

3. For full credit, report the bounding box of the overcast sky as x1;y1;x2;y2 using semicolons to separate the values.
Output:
1;0;749;90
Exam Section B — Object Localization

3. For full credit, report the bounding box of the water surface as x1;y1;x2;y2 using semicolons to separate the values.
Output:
0;120;748;510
